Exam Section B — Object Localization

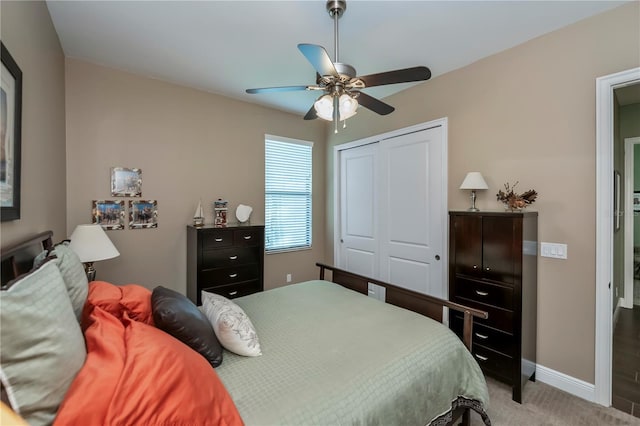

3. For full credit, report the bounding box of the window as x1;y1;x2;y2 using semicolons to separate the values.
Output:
265;136;313;253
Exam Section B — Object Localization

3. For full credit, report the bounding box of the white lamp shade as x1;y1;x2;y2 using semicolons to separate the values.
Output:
314;94;334;121
459;172;489;190
68;224;120;263
338;94;358;121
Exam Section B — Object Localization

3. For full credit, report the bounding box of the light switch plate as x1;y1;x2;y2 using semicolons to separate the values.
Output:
540;242;568;259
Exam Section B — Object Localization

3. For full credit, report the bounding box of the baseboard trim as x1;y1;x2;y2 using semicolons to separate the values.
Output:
536;364;596;403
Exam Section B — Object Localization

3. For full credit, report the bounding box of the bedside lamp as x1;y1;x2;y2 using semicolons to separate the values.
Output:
460;172;489;212
68;224;120;281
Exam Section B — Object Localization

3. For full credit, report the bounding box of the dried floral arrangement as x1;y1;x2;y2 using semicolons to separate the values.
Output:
496;182;538;210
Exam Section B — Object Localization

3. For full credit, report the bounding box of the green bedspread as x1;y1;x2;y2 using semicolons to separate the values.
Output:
215;280;490;426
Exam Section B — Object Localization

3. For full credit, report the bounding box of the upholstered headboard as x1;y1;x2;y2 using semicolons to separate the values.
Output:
1;231;53;287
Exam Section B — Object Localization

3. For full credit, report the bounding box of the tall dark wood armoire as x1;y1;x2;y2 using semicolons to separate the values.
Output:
449;210;538;403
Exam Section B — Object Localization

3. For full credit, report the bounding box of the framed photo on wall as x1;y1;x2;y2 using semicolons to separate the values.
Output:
92;200;125;230
1;42;23;221
634;192;640;212
129;200;157;229
111;167;142;197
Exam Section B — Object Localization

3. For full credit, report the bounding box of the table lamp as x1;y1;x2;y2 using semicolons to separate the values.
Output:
460;172;489;212
68;224;120;281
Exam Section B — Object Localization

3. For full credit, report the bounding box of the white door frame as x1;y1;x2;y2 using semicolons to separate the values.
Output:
595;67;640;406
333;118;448;295
624;137;640;309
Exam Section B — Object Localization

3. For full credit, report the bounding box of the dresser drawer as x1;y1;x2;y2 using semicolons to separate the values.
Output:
454;277;513;310
201;229;233;249
200;264;259;286
451;314;515;356
454;295;514;333
233;229;261;246
201;280;261;299
473;344;513;384
202;247;260;269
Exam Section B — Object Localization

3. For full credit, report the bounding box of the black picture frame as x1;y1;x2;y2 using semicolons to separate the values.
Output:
1;42;22;221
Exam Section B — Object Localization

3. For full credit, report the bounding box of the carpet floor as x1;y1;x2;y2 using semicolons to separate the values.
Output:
467;377;640;425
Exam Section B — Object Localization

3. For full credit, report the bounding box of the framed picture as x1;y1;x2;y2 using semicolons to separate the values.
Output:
614;171;621;232
1;42;23;221
111;167;142;197
634;192;640;212
92;200;125;230
129;200;157;229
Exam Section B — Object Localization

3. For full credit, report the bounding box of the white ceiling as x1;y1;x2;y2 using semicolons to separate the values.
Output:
46;0;632;117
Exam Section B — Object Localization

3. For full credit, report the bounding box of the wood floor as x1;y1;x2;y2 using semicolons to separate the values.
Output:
612;304;640;418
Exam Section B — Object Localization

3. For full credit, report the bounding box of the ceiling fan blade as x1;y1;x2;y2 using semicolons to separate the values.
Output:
246;86;311;94
298;44;339;77
357;92;395;115
358;66;431;88
303;105;318;120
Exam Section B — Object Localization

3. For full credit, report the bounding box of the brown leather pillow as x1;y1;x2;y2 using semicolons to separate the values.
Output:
151;286;223;367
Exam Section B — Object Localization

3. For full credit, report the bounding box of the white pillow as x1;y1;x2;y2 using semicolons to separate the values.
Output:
201;291;262;357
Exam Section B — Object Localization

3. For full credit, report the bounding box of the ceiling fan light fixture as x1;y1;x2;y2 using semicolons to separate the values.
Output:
338;93;358;121
314;94;334;121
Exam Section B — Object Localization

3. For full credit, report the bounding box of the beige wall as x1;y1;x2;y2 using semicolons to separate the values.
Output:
65;59;326;292
325;3;639;383
0;1;66;246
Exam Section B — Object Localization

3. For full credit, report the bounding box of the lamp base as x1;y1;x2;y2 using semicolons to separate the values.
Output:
467;189;481;212
467;207;480;212
84;262;96;282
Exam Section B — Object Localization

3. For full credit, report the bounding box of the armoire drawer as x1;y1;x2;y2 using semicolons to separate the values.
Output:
472;344;513;384
451;314;515;356
200;264;259;286
454;295;514;333
202;246;260;269
454;277;513;310
233;229;261;246
201;280;261;300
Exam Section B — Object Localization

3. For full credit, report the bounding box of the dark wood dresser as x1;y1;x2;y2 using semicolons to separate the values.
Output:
187;224;264;305
448;210;538;403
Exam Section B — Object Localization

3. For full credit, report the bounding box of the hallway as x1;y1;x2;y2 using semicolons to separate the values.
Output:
612;304;640;418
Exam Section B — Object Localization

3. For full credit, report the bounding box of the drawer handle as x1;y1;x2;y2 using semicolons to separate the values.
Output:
475;290;489;296
215;238;223;242
229;273;238;278
475;333;489;340
472;265;478;269
475;354;489;361
229;255;238;260
228;291;238;296
485;267;491;271
243;235;252;240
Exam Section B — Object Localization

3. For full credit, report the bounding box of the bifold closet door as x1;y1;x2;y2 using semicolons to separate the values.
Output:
337;125;445;298
378;126;445;298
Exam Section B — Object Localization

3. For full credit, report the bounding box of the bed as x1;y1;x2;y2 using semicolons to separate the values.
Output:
0;231;491;426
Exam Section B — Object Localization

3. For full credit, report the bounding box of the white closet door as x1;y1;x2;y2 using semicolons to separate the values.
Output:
378;126;445;297
338;143;379;278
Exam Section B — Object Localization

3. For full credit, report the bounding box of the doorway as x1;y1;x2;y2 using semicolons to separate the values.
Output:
595;68;640;408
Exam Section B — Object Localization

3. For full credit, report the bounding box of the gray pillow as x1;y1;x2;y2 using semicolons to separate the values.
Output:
0;260;87;426
34;242;88;321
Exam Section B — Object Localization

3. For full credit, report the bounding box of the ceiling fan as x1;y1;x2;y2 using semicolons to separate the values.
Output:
246;0;432;133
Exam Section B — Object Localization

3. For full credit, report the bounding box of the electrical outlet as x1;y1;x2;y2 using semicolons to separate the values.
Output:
286;273;292;283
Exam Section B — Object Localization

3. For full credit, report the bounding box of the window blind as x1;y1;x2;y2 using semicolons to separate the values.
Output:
265;137;313;253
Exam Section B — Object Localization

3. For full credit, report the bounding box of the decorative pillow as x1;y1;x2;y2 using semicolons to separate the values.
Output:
201;291;262;357
83;280;154;326
54;307;243;426
0;260;86;426
33;242;88;321
151;286;223;367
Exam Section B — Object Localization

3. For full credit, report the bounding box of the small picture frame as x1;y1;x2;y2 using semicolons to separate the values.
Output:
634;192;640;212
129;200;158;229
92;200;125;230
111;167;142;197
